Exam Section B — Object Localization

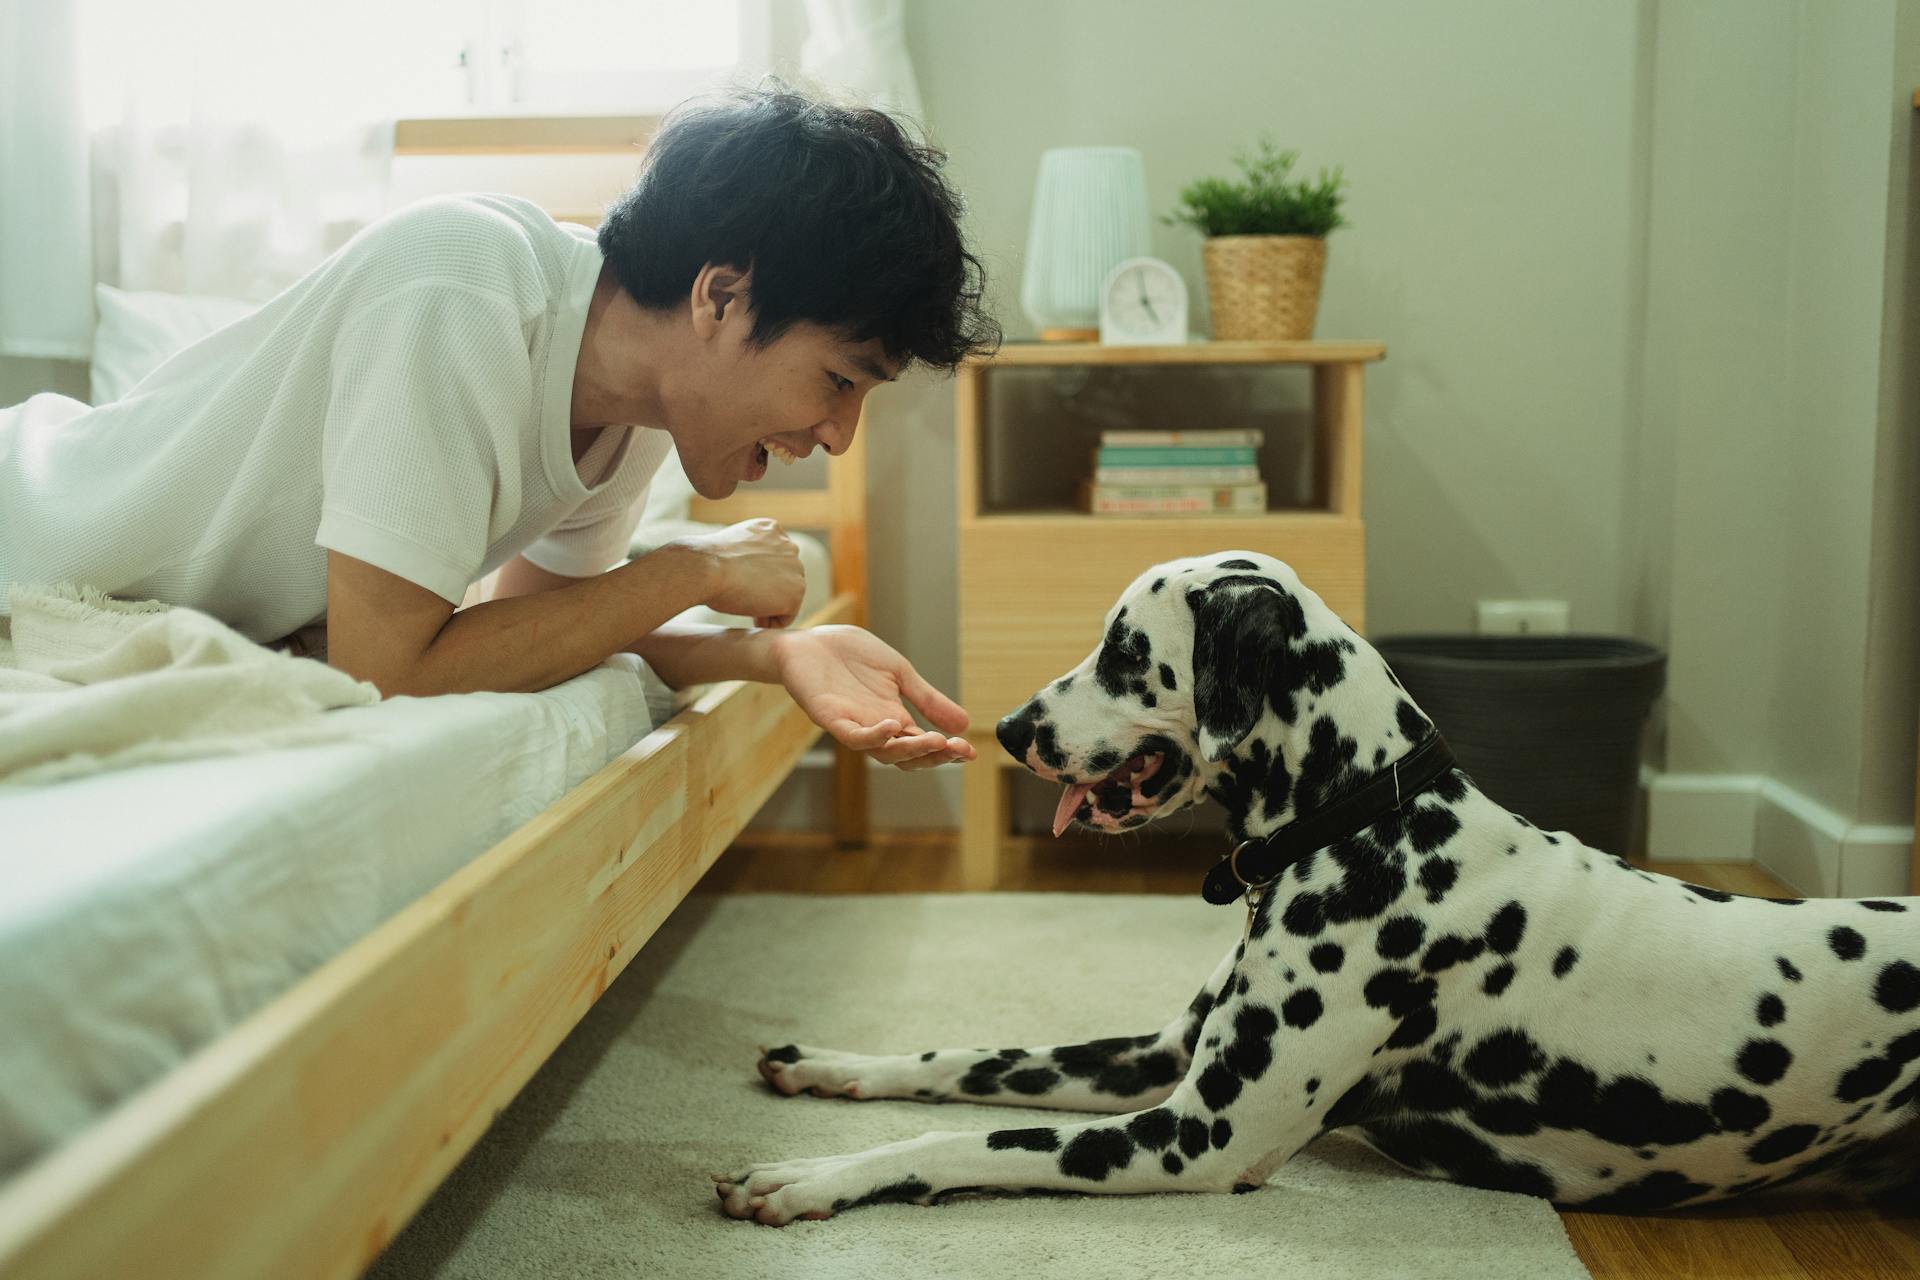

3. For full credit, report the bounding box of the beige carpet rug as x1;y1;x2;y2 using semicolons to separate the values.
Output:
368;893;1591;1280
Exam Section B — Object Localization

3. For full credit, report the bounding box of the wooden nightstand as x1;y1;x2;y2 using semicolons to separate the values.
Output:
955;339;1387;889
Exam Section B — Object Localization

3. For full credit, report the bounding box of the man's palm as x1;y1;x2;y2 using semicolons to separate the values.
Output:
773;625;975;769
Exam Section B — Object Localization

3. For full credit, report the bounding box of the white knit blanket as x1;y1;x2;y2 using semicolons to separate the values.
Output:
0;584;378;786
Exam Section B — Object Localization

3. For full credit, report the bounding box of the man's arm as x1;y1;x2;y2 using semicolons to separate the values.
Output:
490;553;783;691
487;553;971;768
326;547;717;697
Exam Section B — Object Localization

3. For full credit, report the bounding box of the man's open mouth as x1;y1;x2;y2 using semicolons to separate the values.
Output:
1052;752;1165;836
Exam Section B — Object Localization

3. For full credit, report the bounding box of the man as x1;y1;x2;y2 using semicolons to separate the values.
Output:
0;87;999;771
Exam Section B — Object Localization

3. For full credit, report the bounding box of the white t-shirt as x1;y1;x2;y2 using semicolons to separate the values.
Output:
0;193;669;641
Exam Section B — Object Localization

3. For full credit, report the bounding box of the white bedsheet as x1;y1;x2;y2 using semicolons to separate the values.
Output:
0;656;671;1177
0;521;834;1178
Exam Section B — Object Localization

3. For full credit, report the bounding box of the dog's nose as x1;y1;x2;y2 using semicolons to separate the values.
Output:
996;707;1035;761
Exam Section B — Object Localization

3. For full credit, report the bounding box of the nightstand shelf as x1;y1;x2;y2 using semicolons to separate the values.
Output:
955;338;1385;889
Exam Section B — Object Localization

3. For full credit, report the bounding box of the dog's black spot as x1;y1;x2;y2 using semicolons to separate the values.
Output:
1376;915;1425;960
1408;808;1462;856
833;1177;934;1212
1737;1039;1792;1086
988;1127;1061;1152
1060;1128;1137;1180
1398;1059;1472;1111
1197;1063;1242;1111
1217;559;1259;570
1003;1067;1065;1094
1683;883;1734;903
1553;947;1579;978
1836;1056;1901;1102
1746;1124;1820;1164
1361;1119;1559;1200
1756;994;1786;1027
1486;902;1528;954
1418;858;1461;904
1463;1029;1547;1088
1535;1060;1599;1129
1862;900;1909;912
1711;1088;1771;1133
1394;699;1433;742
1094;612;1155;704
1577;1170;1712;1211
1874;961;1920;1013
1829;927;1867;961
1310;943;1345;973
1778;957;1803;982
1422;934;1483;974
1125;1106;1178;1150
1086;749;1120;774
1211;1118;1233;1150
1178;1115;1211;1158
1483;963;1517;996
1033;721;1067;770
1158;662;1177;691
1223;1005;1280;1082
1282;989;1323;1030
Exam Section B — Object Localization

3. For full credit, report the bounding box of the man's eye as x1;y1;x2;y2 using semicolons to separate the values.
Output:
829;373;853;392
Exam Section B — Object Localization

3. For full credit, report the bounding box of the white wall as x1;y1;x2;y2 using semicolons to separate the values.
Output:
1639;0;1918;894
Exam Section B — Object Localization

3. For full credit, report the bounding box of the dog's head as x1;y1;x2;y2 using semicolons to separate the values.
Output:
996;551;1431;838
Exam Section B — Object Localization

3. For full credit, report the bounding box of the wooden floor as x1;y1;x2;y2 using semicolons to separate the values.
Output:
697;830;1920;1280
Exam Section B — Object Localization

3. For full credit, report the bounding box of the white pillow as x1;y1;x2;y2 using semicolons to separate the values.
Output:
91;284;255;405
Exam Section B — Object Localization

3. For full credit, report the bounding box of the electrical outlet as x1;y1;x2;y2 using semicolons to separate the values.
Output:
1476;600;1570;635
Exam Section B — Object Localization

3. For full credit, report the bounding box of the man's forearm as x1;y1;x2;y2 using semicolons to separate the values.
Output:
627;621;783;690
406;547;715;695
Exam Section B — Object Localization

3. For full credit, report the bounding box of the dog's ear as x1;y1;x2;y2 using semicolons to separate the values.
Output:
1188;579;1294;762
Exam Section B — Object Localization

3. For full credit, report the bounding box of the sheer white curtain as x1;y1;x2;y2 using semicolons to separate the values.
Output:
0;0;95;358
0;0;405;360
800;0;922;119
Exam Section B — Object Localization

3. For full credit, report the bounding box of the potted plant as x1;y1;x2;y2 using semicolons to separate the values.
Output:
1167;138;1347;341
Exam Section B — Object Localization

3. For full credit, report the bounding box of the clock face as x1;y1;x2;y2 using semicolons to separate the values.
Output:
1100;257;1187;344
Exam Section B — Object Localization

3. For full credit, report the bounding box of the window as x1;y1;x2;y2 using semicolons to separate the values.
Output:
446;0;772;114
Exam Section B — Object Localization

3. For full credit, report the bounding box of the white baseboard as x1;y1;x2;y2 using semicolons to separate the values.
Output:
1647;770;1913;897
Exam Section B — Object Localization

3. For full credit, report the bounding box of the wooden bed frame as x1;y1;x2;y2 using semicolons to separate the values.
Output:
0;118;870;1278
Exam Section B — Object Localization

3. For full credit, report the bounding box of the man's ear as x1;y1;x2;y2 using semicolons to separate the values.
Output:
689;262;753;339
1188;581;1291;763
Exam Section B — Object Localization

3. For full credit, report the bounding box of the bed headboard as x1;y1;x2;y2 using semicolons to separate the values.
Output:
397;114;871;632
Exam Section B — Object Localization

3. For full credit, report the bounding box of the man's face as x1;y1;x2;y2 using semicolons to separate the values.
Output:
672;291;897;499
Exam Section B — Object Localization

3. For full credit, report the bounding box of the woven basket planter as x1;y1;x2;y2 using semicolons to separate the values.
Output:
1202;234;1328;341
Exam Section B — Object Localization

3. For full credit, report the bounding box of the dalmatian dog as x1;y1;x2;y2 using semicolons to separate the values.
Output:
712;551;1919;1226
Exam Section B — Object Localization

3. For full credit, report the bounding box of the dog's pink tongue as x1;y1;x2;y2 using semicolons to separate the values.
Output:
1052;781;1096;837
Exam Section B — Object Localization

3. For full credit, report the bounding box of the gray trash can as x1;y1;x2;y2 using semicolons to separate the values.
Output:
1371;636;1666;857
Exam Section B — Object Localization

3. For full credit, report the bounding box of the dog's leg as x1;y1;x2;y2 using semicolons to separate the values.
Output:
715;950;1361;1225
754;948;1239;1114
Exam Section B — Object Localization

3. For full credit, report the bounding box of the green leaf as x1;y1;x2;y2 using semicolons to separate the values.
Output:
1164;136;1348;238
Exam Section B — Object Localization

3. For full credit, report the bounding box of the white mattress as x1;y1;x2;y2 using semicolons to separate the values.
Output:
0;523;833;1177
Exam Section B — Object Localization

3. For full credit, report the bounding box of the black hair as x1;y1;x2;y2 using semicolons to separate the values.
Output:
598;84;1000;371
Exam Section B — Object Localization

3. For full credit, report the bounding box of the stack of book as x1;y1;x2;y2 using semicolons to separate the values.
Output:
1077;428;1266;516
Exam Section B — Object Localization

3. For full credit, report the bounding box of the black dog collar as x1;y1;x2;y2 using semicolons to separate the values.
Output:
1201;732;1458;906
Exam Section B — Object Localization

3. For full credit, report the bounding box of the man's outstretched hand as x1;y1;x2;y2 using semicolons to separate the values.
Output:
768;625;976;770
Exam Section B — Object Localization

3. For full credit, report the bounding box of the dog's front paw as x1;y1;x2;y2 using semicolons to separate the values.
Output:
754;1043;878;1100
710;1152;932;1226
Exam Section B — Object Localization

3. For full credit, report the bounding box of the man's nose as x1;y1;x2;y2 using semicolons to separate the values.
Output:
815;413;858;457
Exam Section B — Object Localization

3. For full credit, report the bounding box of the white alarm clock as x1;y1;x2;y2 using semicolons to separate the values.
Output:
1099;256;1189;346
